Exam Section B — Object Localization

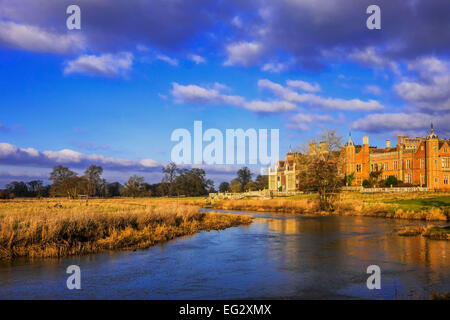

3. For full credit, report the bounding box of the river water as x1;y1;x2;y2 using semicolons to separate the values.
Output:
0;210;448;299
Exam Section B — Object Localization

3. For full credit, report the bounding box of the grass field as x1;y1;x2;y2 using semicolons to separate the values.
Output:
212;192;450;221
0;198;252;261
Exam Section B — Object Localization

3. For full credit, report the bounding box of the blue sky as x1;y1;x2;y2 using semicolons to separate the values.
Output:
1;0;450;187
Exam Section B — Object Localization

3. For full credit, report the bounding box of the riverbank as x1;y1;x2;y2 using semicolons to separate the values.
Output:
0;199;252;261
211;194;450;221
397;226;450;240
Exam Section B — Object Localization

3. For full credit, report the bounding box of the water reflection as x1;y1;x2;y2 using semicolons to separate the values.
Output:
0;212;448;299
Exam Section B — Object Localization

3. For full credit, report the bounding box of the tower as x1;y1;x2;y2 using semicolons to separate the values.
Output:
426;123;439;190
344;132;355;181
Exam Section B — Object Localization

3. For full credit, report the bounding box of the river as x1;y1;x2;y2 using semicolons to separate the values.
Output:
0;210;449;299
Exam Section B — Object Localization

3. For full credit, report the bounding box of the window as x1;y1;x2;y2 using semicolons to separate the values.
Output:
435;159;438;166
356;164;362;173
384;162;388;171
444;175;449;185
406;160;411;169
393;161;398;170
445;148;448;153
442;158;450;168
435;177;439;184
420;158;425;169
405;174;412;183
420;174;426;185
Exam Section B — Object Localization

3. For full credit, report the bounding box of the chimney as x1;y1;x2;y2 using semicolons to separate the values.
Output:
363;136;369;146
386;140;391;149
319;141;328;153
308;143;317;155
397;135;404;147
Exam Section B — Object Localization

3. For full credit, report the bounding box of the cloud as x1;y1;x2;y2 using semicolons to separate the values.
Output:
1;0;450;72
156;54;179;66
189;54;206;64
258;79;384;111
394;57;450;111
352;112;450;136
171;82;296;113
261;62;288;73
287;113;337;131
64;52;133;77
0;142;160;172
224;41;264;67
0;20;85;54
171;82;245;106
364;85;382;96
286;79;321;93
243;100;297;113
0;143;249;187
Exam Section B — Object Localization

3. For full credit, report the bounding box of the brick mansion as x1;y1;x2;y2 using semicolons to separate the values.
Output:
268;125;450;191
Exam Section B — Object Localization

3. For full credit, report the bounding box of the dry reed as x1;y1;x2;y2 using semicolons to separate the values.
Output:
0;198;252;260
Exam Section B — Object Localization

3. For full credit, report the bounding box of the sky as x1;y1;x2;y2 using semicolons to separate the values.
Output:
1;0;450;187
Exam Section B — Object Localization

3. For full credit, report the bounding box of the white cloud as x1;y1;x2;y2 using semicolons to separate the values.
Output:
231;16;243;28
0;20;84;54
364;85;382;96
64;52;133;77
171;82;295;113
258;79;384;111
189;54;206;64
261;62;287;73
287;113;336;131
224;41;264;67
171;83;245;106
156;54;179;66
0;142;161;172
352;112;450;136
286;79;321;93
243;100;297;113
348;47;399;74
394;57;450;111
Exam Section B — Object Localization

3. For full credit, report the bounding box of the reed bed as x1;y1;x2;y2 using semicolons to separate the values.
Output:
212;198;449;221
0;198;252;261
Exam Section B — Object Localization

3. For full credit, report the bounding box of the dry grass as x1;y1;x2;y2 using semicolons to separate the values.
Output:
0;198;252;261
213;196;449;221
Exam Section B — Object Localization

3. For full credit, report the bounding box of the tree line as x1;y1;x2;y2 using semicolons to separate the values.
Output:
217;167;268;193
0;163;235;199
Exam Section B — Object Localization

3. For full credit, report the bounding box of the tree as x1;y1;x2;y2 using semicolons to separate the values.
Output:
121;175;145;198
49;165;78;198
255;175;268;190
84;165;103;197
299;157;343;210
237;167;252;192
295;129;344;211
230;179;241;193
344;172;355;186
162;162;178;197
27;180;44;197
244;181;258;191
6;181;28;197
49;165;77;185
219;182;230;193
174;168;213;196
106;182;122;197
64;176;89;199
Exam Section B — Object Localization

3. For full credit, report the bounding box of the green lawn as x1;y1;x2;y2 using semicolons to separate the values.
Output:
385;196;450;212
